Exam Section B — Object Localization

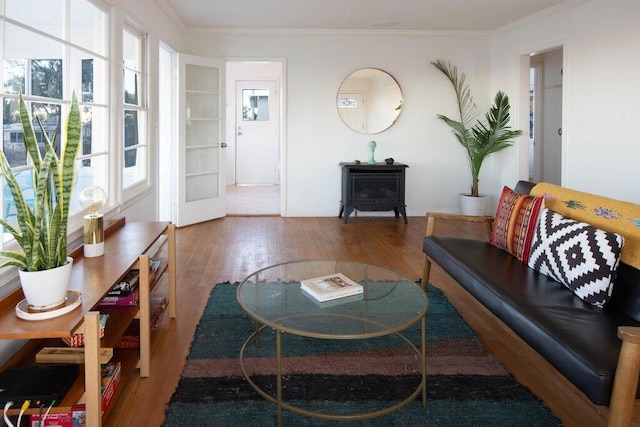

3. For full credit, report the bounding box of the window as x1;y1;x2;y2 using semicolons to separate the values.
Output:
122;25;147;189
1;0;109;243
242;89;269;121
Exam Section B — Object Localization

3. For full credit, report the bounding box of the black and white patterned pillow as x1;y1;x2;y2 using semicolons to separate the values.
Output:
528;208;625;308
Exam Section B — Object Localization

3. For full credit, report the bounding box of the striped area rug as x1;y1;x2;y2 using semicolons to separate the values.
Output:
164;282;560;426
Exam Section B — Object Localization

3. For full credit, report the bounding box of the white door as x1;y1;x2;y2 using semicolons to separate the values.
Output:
542;86;562;185
236;80;278;185
176;53;226;227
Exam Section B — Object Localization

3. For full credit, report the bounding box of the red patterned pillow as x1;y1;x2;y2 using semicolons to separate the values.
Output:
490;186;545;262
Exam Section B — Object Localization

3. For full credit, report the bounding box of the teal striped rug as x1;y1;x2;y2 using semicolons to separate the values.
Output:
164;282;560;426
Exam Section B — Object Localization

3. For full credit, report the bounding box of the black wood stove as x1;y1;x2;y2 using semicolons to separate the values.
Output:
339;162;408;224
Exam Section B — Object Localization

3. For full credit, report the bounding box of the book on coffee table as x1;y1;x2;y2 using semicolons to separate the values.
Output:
300;273;363;302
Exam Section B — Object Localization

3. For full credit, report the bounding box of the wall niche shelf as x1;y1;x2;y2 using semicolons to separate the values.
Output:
0;219;176;426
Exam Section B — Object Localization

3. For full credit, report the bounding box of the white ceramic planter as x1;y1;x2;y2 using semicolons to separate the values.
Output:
19;257;73;310
459;194;487;216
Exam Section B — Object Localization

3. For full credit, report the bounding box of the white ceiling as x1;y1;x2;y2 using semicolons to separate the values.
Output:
159;0;572;32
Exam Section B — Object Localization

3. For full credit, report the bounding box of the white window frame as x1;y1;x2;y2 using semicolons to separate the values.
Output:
0;0;111;285
121;21;149;199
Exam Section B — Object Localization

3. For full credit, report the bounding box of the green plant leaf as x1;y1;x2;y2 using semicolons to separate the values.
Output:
432;60;522;197
0;93;80;271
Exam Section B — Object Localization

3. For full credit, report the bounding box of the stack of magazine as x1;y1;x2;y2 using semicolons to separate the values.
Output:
300;273;363;302
99;269;140;306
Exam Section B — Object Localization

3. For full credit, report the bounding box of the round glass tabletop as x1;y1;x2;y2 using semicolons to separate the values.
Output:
237;260;428;338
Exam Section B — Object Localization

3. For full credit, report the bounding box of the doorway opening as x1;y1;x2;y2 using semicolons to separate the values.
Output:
225;61;283;215
529;47;563;185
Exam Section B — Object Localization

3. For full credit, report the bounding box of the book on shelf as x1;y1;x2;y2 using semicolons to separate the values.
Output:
99;288;139;307
36;347;113;364
149;258;161;283
30;362;121;426
107;269;139;296
114;295;169;349
300;273;363;302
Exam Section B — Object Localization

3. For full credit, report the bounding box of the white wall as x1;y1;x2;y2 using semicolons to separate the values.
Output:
113;0;185;222
189;32;491;216
491;0;640;204
185;0;640;217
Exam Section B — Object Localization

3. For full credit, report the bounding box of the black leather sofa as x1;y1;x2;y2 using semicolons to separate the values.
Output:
422;181;640;426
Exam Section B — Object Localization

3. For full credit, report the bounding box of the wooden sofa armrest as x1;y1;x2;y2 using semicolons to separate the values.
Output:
607;326;640;426
424;212;494;239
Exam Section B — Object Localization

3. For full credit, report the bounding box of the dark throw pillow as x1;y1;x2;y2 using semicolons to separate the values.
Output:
490;186;545;263
527;208;625;308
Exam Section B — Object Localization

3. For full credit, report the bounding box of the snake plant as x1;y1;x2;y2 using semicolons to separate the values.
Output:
432;59;522;197
0;93;81;271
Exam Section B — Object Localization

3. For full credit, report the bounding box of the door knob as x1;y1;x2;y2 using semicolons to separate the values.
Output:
220;142;227;148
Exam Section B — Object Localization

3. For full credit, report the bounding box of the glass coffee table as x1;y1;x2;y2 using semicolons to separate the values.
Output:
237;260;428;425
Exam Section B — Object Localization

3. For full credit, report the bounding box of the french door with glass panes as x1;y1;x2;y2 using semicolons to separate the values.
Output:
176;54;226;227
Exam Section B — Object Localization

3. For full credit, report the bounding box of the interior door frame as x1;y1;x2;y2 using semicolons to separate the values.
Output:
518;46;564;185
224;58;287;215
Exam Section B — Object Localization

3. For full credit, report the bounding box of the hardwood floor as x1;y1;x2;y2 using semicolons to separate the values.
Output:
106;215;611;426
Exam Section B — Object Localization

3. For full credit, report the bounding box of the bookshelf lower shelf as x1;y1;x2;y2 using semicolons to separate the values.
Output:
0;220;177;427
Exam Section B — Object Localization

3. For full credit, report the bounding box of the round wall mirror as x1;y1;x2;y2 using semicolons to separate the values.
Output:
336;68;402;134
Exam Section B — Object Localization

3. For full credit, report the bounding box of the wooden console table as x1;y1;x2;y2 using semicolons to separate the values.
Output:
339;162;409;224
0;220;176;426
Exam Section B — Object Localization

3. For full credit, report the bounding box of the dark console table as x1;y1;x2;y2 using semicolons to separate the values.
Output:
339;162;408;224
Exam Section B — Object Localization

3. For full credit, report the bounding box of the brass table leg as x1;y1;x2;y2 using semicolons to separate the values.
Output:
422;315;427;407
276;329;282;427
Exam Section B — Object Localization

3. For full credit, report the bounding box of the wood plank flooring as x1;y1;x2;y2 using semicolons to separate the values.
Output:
105;215;612;426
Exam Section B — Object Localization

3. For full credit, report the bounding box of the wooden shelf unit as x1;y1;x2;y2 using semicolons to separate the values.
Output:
0;220;176;426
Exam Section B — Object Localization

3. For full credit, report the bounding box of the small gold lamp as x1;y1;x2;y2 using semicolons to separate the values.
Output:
79;186;107;258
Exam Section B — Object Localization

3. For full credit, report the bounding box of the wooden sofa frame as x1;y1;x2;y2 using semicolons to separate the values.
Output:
422;212;640;427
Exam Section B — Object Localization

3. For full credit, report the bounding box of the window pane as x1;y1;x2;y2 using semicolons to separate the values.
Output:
186;64;219;92
242;89;269;121
124;109;139;152
123;69;139;105
186;173;219;202
31;103;62;155
3;59;26;94
80;106;108;158
123;146;146;189
3;23;64;94
70;0;107;56
31;59;63;99
2;169;35;223
2;99;26;168
5;0;64;39
71;49;107;104
73;155;108;215
122;29;142;72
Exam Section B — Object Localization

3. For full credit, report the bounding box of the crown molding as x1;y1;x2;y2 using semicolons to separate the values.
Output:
152;0;187;32
492;0;587;35
185;27;490;38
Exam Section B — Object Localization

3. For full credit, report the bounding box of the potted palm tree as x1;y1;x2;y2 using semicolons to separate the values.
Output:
0;93;81;309
431;59;522;215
